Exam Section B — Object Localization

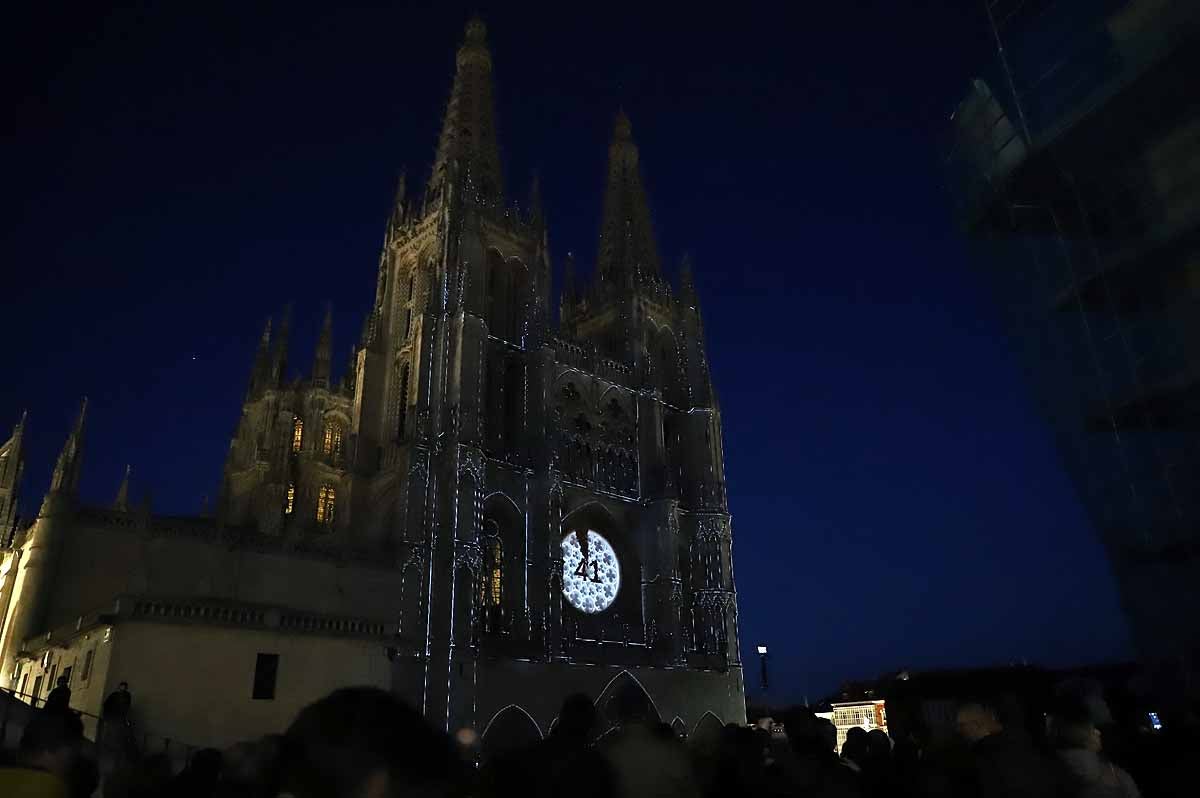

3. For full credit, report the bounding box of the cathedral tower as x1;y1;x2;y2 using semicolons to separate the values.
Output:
0;413;26;547
223;16;745;737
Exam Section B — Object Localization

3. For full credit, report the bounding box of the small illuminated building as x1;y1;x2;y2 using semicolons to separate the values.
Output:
821;700;888;751
0;16;745;752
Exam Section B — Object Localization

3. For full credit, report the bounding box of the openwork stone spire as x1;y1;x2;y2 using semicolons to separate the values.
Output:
312;305;334;387
48;398;87;495
428;16;503;204
596;111;661;288
0;411;26;543
386;168;407;241
271;305;292;386
247;317;272;398
113;464;131;511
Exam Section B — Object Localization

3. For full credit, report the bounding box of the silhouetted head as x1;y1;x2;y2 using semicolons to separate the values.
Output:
554;693;598;741
842;727;870;764
1049;697;1103;752
1054;718;1102;752
221;734;284;796
118;681;129;692
20;710;84;778
956;703;1002;744
56;675;68;688
817;718;837;752
782;709;838;757
140;753;174;782
280;687;463;798
66;754;100;798
187;747;223;781
866;728;892;758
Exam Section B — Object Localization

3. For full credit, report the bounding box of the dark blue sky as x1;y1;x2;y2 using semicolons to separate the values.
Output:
3;1;1131;701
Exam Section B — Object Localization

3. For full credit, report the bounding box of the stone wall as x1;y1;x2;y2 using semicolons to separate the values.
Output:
41;513;407;634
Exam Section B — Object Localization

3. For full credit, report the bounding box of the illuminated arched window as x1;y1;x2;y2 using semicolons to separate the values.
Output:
479;537;502;608
316;485;336;525
323;423;343;457
285;483;295;515
292;417;304;453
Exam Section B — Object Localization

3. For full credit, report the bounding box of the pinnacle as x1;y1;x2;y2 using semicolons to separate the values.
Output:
614;109;633;141
465;15;487;45
75;397;89;433
312;304;335;385
596;109;660;288
114;464;131;511
428;15;502;203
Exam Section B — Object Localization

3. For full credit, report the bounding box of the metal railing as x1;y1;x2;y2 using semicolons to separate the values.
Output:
0;687;201;770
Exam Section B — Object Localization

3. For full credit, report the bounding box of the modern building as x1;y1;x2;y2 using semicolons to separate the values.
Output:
947;0;1200;691
830;663;1146;748
818;700;888;751
0;17;745;751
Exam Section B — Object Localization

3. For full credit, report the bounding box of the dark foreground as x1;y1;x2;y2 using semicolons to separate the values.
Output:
0;686;1195;797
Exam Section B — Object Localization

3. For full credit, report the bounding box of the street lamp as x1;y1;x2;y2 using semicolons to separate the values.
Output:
756;645;769;692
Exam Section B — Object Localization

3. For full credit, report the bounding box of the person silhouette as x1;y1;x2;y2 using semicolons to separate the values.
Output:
44;675;72;713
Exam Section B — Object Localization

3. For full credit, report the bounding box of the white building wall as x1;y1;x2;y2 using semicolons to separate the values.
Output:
99;621;392;749
14;625;117;737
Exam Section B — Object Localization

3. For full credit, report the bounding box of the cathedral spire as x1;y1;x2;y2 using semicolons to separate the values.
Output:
387;168;407;240
271;305;292;386
0;412;26;476
247;317;272;397
312;305;334;387
48;398;87;496
679;253;698;308
0;411;27;543
596;110;661;289
528;171;544;228
560;251;577;324
563;252;577;300
342;345;357;394
428;16;504;205
113;464;131;512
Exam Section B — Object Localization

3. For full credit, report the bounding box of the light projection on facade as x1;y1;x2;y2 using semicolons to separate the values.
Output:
561;530;620;614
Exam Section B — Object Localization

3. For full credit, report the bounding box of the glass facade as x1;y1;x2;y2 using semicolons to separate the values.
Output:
949;1;1200;671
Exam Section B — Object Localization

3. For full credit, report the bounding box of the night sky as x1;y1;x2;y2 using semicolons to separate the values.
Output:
3;1;1132;701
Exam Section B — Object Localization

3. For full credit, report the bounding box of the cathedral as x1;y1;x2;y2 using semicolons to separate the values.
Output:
0;18;744;748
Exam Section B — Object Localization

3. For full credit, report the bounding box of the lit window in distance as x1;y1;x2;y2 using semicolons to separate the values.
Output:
478;539;502;607
561;530;620;614
323;423;343;456
317;485;335;524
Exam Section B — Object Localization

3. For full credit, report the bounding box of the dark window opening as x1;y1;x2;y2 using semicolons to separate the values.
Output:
503;358;524;454
398;365;410;440
252;653;279;700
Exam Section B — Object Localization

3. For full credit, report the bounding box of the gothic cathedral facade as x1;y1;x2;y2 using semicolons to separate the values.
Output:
0;18;743;745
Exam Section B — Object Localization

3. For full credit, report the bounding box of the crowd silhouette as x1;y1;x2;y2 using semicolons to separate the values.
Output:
0;683;1195;797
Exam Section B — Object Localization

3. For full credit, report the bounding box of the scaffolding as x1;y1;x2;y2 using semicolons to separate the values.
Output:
947;0;1200;667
